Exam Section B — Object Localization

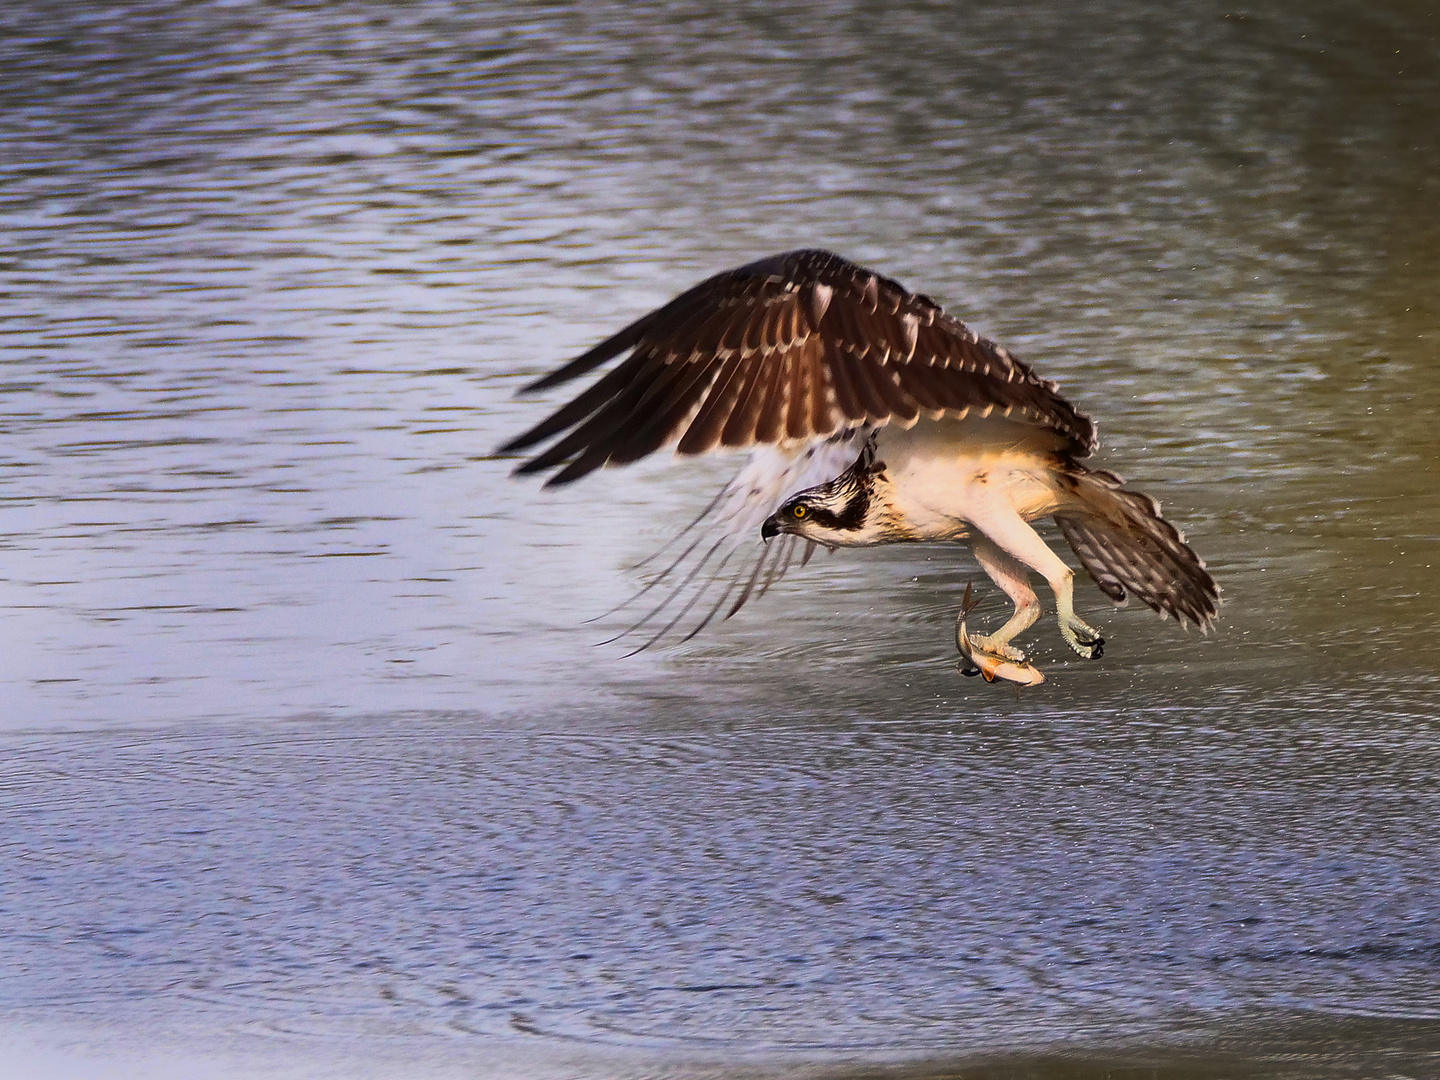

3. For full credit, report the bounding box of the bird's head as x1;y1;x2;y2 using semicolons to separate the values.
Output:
761;464;882;548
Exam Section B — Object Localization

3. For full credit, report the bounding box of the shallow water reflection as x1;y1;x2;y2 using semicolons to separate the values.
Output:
1;0;1438;1076
5;701;1440;1071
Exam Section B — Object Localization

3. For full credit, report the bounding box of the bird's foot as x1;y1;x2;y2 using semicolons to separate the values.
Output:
967;634;1027;664
957;618;1045;687
1060;615;1105;660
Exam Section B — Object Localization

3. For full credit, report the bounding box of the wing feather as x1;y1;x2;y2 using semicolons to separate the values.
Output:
619;545;743;658
752;350;791;444
893;358;946;415
711;354;761;448
824;343;867;423
784;346;813;440
861;353;918;422
754;350;792;445
499;349;653;454
697;297;757;359
512;354;667;474
804;338;837;434
831;299;873;361
503;249;1095;485
838;349;892;422
720;352;776;447
676;351;750;455
541;353;698;482
724;539;780;621
607;359;723;465
592;435;866;650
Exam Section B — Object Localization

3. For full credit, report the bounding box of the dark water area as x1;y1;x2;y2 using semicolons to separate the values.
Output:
2;1;1438;1077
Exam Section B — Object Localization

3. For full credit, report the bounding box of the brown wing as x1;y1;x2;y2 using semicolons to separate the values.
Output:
500;249;1097;485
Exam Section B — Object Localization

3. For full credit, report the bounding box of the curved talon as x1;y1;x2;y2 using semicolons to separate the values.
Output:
1061;616;1106;660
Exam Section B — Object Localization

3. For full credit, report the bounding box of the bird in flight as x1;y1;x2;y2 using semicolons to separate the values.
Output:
500;249;1217;684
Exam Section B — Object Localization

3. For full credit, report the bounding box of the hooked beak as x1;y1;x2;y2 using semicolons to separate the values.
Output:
760;514;780;541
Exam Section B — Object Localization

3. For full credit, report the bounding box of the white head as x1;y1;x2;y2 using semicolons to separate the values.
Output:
760;446;901;548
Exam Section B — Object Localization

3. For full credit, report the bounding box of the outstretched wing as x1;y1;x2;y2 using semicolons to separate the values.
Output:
499;248;1095;485
599;433;867;653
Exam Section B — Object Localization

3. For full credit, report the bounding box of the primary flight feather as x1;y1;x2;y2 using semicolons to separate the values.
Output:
501;249;1218;682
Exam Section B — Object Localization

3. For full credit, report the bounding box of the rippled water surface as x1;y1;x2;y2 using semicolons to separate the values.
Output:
2;2;1438;1077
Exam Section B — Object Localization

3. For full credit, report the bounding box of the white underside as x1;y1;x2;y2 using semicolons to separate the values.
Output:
873;416;1072;541
866;416;1100;664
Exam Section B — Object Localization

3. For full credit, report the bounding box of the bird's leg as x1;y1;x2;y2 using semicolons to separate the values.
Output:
967;537;1042;662
965;496;1105;660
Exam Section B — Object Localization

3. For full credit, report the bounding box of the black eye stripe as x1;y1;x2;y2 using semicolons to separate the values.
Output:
782;503;844;528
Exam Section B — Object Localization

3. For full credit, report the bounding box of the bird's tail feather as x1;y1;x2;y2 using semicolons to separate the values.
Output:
1055;468;1218;631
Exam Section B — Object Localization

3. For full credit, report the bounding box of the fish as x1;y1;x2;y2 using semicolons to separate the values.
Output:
955;581;1046;687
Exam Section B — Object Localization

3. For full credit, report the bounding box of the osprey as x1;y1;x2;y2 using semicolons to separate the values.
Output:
501;250;1218;684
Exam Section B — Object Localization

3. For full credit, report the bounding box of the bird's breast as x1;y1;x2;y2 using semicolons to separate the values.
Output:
874;419;1068;539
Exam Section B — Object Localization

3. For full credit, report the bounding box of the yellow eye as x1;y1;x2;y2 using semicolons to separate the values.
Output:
791;504;807;519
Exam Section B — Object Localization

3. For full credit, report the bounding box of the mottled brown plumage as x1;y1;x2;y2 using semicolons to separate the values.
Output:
501;249;1097;485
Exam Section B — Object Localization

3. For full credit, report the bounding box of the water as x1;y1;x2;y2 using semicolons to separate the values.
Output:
2;2;1438;1076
